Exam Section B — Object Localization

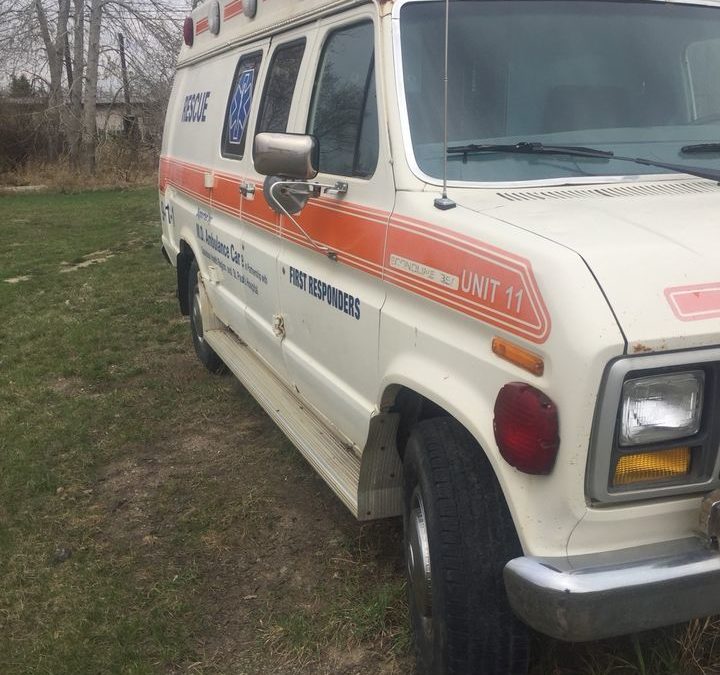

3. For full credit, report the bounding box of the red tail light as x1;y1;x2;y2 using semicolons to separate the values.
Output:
183;17;194;47
493;382;559;474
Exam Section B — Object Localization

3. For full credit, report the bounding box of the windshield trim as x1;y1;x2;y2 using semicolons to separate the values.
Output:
391;0;720;188
390;0;720;24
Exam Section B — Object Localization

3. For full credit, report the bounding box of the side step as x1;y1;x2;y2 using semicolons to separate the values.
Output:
204;327;362;517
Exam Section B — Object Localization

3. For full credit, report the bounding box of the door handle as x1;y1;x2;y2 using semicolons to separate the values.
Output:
324;181;348;196
239;182;256;199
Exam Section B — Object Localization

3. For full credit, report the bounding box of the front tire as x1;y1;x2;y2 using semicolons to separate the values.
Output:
188;259;226;374
403;417;529;675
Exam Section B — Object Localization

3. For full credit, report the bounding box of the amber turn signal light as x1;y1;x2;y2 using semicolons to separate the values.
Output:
492;337;544;376
613;446;691;486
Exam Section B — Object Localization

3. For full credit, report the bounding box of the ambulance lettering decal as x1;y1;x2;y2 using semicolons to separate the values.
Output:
665;282;720;321
181;91;211;122
389;254;459;290
194;219;268;295
385;215;551;343
228;69;254;144
288;266;361;320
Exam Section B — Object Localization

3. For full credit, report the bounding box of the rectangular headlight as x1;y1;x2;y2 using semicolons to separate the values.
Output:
620;371;704;446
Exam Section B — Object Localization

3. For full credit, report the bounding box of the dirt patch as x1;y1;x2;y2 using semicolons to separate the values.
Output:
48;376;112;400
60;250;115;273
0;185;48;194
89;355;410;673
4;275;31;284
49;376;88;396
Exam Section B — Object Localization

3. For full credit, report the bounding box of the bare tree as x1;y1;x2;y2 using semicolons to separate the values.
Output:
0;0;185;173
34;0;70;159
80;0;102;171
67;0;84;166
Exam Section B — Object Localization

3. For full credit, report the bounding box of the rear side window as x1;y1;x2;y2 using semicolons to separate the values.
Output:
307;22;378;177
256;39;306;134
222;50;263;159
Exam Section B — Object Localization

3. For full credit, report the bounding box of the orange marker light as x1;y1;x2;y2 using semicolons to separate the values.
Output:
613;447;691;486
492;337;544;376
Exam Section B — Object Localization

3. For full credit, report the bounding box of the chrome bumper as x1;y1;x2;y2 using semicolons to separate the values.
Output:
504;536;720;641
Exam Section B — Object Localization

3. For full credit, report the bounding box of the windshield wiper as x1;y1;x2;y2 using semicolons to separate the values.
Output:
448;142;612;160
681;143;720;154
447;141;720;182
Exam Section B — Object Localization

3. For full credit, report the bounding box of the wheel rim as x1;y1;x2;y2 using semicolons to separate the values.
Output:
191;285;205;346
408;486;433;635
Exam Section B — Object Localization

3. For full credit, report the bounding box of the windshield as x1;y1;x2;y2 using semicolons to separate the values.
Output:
398;0;720;183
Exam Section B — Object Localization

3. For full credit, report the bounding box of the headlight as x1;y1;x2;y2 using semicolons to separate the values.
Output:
620;371;704;446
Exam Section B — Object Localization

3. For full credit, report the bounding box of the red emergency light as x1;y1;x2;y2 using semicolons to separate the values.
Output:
183;17;194;47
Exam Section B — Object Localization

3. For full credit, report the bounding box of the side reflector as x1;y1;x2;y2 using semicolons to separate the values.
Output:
613;446;691;486
183;17;194;46
493;383;559;474
492;337;544;376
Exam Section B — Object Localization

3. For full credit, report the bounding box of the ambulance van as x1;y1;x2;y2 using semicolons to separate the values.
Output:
159;0;720;671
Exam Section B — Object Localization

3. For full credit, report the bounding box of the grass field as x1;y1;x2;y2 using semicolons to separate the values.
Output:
1;187;719;674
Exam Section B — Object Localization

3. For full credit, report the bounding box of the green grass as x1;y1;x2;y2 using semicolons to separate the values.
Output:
1;188;719;674
0;189;198;673
0;188;409;674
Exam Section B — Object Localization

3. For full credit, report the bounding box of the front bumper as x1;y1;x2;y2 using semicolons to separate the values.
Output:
504;536;720;641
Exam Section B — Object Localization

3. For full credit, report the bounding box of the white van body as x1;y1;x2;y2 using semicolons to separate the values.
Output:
160;0;720;670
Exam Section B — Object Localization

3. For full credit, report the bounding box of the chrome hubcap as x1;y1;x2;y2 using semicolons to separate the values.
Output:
408;488;433;629
192;286;205;346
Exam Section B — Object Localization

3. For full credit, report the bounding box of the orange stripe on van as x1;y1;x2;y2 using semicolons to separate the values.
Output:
385;217;550;342
224;0;243;20
159;156;551;343
212;174;241;218
665;282;720;321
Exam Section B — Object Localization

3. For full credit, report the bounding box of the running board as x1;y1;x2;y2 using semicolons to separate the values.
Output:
204;327;362;517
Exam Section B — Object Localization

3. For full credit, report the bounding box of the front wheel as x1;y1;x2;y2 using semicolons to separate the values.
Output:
403;417;529;675
188;259;226;374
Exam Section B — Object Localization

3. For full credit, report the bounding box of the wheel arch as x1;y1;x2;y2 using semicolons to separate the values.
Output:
379;378;501;475
357;376;511;522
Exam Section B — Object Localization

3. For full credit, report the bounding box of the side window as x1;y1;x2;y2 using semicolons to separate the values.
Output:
222;50;263;159
307;21;379;177
256;39;306;134
686;38;720;122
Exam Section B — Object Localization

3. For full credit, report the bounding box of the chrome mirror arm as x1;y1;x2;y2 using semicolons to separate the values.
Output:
268;179;344;261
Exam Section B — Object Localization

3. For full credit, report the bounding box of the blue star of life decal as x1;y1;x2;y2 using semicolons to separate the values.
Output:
228;68;255;145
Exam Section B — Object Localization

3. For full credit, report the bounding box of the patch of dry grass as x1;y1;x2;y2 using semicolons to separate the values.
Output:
0;138;158;191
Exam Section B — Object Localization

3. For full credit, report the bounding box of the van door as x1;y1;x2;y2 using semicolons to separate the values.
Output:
277;14;394;447
234;28;312;380
207;45;266;343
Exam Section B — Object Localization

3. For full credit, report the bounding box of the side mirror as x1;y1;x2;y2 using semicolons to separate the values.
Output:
262;175;316;216
253;132;319;180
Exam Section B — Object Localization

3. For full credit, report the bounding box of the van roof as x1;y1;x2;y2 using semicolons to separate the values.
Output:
179;0;378;66
179;0;720;66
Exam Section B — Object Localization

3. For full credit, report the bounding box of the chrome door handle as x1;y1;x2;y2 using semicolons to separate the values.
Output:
324;181;348;196
239;182;256;199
